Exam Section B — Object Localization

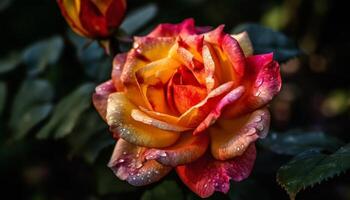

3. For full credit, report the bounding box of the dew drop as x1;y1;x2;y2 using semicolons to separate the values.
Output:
145;154;155;160
255;78;264;87
135;162;143;169
117;158;125;164
256;124;264;131
159;152;167;157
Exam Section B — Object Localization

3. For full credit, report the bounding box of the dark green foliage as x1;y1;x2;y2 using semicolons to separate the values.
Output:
10;79;54;139
277;143;350;200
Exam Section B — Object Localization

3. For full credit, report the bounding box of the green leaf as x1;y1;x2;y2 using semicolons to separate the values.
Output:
10;79;54;139
232;24;300;62
277;143;350;200
68;111;105;155
67;30;104;63
0;52;22;74
22;36;64;76
0;82;6;115
67;110;113;163
36;83;95;139
121;3;158;34
141;180;184;200
82;133;114;163
259;130;343;155
67;30;110;81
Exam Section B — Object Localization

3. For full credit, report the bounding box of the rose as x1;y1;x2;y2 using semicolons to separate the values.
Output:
57;0;126;38
93;19;281;198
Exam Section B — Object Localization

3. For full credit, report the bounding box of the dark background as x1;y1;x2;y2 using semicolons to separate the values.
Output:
1;0;349;199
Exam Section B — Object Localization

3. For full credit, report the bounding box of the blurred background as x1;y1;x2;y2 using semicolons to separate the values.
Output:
1;0;349;199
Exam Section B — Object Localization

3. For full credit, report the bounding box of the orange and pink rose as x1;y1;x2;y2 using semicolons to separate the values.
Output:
93;19;281;198
57;0;126;38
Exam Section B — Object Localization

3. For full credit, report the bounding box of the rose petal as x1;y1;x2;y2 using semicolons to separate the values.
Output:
178;81;234;127
57;0;90;37
105;0;126;28
173;85;207;114
108;139;172;186
223;53;281;118
120;49;150;108
145;132;209;167
139;81;233;128
203;25;225;45
91;0;113;13
210;108;270;160
92;80;116;121
133;36;176;61
202;43;217;91
107;93;180;148
112;53;127;91
131;109;190;132
193;86;245;135
148;18;199;38
221;34;246;77
135;58;180;85
232;31;253;57
80;0;110;38
176;144;256;198
169;43;206;85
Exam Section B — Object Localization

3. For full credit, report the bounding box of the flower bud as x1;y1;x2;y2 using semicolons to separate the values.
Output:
57;0;126;38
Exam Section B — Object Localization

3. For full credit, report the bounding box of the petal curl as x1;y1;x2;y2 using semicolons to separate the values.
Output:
221;34;246;77
139;81;234;129
131;109;190;132
148;18;202;38
223;53;281;118
92;80;116;121
108;139;171;186
176;144;256;198
178;81;234;127
112;53;127;91
133;36;176;61
120;49;150;108
232;31;253;57
210;108;270;160
193;86;245;135
107;93;180;148
145;132;209;167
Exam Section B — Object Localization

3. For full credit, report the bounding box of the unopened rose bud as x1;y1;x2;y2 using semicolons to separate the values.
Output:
57;0;126;39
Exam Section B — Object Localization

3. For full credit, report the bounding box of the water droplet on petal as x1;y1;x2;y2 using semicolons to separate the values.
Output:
159;152;167;157
117;158;125;164
256;124;264;131
255;78;264;87
135;162;143;169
